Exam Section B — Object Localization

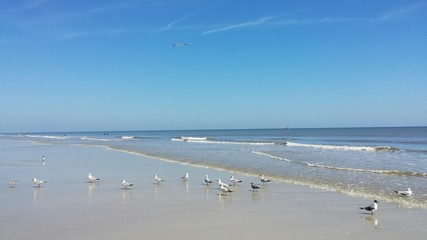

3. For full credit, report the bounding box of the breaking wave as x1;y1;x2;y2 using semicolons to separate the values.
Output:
171;136;278;146
286;142;400;152
252;151;427;177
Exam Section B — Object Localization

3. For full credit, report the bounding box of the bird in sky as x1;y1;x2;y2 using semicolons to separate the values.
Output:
172;42;188;47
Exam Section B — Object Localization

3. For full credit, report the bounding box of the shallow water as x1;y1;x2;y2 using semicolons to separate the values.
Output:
2;127;427;208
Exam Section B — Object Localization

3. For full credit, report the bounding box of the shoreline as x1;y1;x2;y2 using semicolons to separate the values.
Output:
1;139;426;239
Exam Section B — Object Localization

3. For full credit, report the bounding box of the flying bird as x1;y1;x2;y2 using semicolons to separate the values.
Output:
181;172;189;181
121;179;134;189
260;174;272;183
172;42;188;47
360;200;379;215
250;182;260;191
32;178;46;187
394;188;412;196
88;173;100;183
205;175;213;185
230;176;242;185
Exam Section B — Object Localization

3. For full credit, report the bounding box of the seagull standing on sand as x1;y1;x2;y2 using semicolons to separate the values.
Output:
205;175;213;185
394;188;412;196
220;185;233;194
230;176;242;185
250;182;260;191
181;173;189;181
88;173;100;183
121;179;134;189
9;180;19;187
260;174;272;183
42;156;45;166
360;200;379;215
32;178;46;187
154;174;164;183
218;179;230;188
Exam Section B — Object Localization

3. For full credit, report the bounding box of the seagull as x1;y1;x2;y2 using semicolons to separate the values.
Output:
154;174;164;183
260;174;272;183
9;180;19;187
360;200;379;215
181;172;189;181
230;176;242;185
218;179;230;188
205;175;213;185
121;179;134;189
220;185;233;194
394;188;412;196
32;178;46;187
42;156;45;166
88;173;100;183
250;182;260;191
172;42;188;47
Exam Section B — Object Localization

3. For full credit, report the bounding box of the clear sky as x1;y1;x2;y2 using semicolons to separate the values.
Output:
1;0;426;132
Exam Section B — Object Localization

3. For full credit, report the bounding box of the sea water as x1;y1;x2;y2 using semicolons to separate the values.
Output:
2;127;427;208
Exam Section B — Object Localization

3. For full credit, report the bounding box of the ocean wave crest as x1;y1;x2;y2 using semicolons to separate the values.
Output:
25;134;70;140
81;137;110;142
253;151;426;177
286;142;399;152
171;136;277;146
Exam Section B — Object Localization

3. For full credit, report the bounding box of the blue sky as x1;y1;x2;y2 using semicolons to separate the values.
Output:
1;0;426;132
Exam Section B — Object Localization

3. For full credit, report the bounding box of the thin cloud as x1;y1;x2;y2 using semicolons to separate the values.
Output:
152;0;227;36
203;16;273;35
202;1;427;34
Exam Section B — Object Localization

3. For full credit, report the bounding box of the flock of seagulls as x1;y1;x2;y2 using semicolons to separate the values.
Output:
8;158;414;215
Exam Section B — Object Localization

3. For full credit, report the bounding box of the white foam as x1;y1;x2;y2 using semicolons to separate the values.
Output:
81;137;110;142
286;141;378;151
25;135;70;140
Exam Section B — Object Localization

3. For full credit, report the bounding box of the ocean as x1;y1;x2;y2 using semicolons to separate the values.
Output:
2;127;427;208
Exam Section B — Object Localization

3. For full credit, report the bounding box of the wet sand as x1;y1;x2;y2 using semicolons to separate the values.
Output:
1;139;426;240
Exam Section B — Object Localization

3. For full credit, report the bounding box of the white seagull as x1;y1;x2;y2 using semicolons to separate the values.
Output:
260;174;272;183
218;179;230;188
220;185;233;194
205;175;213;185
121;179;134;189
360;200;379;215
230;176;242;185
394;188;412;196
9;180;19;187
32;178;46;187
154;174;164;183
250;182;260;191
181;172;189;181
88;173;100;183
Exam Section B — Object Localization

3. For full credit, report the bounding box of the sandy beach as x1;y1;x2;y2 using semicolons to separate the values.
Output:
1;139;426;240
